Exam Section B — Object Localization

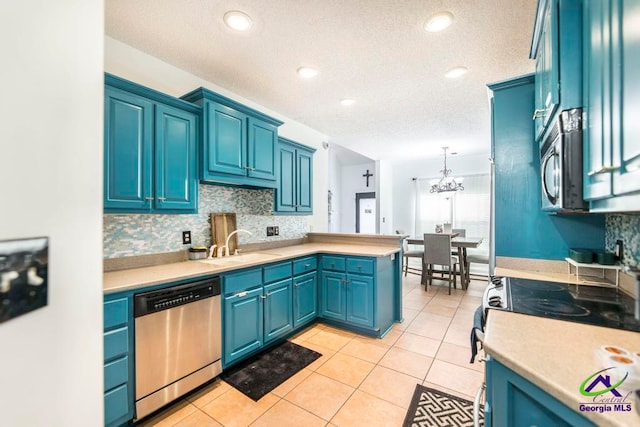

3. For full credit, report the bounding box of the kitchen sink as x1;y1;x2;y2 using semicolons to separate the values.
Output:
198;252;280;266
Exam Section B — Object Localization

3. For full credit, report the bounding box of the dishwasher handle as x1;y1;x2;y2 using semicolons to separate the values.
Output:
134;276;221;317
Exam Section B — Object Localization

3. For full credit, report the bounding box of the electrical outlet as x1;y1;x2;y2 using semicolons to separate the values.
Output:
615;240;624;260
182;231;191;245
274;226;279;236
266;226;275;237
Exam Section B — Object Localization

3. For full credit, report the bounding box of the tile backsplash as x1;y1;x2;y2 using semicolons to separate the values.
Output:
605;213;640;267
104;184;309;259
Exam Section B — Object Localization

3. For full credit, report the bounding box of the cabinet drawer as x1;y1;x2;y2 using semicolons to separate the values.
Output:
104;327;129;361
224;268;263;295
263;261;292;284
347;258;374;275
104;297;128;330
293;256;317;275
104;383;129;426
104;356;128;392
321;256;346;272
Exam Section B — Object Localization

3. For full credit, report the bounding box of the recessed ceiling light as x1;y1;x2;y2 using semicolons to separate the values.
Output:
445;66;468;79
297;67;319;79
340;98;356;106
424;11;454;32
223;10;253;31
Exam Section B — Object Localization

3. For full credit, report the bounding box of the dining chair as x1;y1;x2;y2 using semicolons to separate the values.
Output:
423;233;459;294
396;230;423;276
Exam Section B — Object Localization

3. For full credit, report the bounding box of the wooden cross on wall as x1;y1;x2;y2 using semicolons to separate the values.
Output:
363;169;373;187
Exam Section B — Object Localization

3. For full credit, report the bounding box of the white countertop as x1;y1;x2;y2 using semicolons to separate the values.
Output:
103;242;400;294
485;305;640;426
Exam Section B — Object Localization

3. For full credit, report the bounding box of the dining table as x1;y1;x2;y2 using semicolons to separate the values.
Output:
406;235;484;290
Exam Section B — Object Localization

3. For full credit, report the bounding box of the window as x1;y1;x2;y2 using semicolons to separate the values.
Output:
415;173;490;255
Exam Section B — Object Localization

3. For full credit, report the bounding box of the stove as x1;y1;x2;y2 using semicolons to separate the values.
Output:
483;276;640;332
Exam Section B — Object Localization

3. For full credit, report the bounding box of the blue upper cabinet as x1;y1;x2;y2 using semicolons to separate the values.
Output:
104;74;199;214
155;104;198;211
181;88;283;188
275;137;316;214
248;117;278;181
530;0;582;143
104;86;154;211
583;0;640;211
206;102;247;177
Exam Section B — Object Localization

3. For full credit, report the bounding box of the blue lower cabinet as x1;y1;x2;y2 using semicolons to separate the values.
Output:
293;271;317;327
321;271;347;321
103;295;134;427
224;286;264;366
104;384;130;426
320;257;375;329
263;279;293;344
345;274;374;328
487;357;595;426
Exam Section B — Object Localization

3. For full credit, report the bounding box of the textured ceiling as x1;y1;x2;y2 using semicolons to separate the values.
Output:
105;0;537;161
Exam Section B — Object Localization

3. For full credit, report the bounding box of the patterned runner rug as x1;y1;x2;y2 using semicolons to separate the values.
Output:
403;384;483;427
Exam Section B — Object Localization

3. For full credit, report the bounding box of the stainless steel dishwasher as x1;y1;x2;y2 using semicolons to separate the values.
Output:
133;276;222;420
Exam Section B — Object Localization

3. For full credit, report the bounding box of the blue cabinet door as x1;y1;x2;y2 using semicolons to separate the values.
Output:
321;271;346;321
224;287;263;366
155;104;198;212
104;87;153;210
263;279;293;344
296;149;313;213
248;117;277;181
276;142;297;212
488;358;595;426
583;0;614;200
613;0;640;196
293;271;317;327
346;274;374;328
533;0;559;140
205;101;247;177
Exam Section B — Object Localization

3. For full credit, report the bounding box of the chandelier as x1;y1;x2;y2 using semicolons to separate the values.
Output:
430;147;464;193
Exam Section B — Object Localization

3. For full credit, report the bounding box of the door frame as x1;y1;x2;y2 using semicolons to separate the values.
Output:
355;192;375;233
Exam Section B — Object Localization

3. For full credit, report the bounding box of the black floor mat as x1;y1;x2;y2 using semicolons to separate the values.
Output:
221;341;322;401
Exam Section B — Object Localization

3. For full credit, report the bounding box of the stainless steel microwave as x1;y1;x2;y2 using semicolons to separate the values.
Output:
540;108;588;212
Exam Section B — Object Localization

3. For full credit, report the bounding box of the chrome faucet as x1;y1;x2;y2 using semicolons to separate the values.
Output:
221;229;252;257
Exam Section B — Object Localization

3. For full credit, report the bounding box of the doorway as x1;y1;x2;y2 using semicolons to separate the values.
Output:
355;192;376;234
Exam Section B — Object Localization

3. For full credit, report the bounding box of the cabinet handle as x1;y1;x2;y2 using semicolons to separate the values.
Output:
532;108;547;119
144;196;154;200
260;294;267;299
294;283;300;287
243;166;256;171
157;196;167;201
235;291;247;298
304;263;311;267
588;165;619;176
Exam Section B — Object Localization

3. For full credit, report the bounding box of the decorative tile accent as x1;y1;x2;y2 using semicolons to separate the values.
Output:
605;213;640;267
103;184;310;259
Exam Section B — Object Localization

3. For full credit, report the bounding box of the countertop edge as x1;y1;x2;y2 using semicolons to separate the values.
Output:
104;243;400;294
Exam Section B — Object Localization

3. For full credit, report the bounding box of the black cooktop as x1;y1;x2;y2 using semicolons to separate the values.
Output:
507;277;640;332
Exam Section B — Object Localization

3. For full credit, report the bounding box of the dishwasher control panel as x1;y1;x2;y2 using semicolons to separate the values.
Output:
134;276;221;317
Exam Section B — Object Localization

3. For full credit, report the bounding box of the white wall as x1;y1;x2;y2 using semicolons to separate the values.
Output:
328;147;342;232
376;160;394;234
391;153;491;235
339;162;376;233
0;1;104;425
105;37;330;233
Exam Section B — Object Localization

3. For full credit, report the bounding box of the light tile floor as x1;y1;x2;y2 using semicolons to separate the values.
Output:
139;274;488;427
